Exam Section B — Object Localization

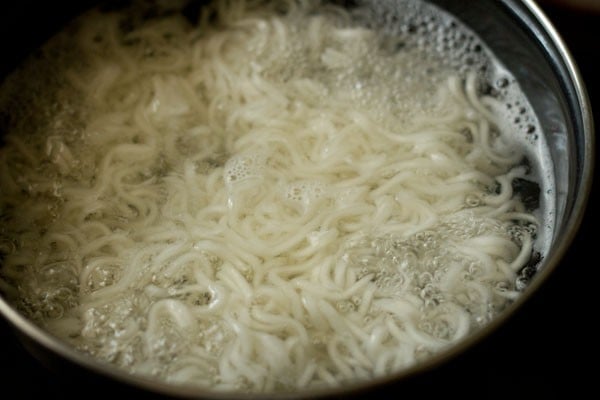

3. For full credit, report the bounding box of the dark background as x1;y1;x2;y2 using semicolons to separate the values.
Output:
0;1;597;399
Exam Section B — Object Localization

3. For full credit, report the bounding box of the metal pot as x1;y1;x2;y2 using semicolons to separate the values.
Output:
0;0;594;398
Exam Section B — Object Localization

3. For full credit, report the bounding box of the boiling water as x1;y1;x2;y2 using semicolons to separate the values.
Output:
0;0;555;393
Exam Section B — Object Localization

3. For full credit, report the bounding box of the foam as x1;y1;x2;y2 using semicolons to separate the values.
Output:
223;152;267;187
283;180;328;214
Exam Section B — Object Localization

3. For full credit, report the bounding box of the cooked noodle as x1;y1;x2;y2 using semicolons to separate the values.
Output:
0;0;542;392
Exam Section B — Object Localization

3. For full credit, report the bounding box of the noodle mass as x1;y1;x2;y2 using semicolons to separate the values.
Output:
0;0;551;392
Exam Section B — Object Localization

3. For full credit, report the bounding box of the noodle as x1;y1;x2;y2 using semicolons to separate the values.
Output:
0;0;549;393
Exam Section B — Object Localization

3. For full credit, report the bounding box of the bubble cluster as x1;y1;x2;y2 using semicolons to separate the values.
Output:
223;152;267;187
343;211;528;328
283;180;328;214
